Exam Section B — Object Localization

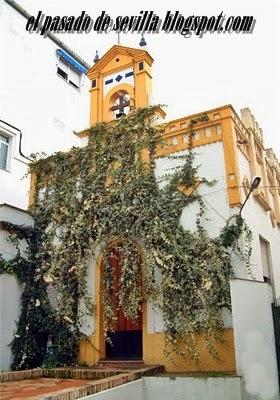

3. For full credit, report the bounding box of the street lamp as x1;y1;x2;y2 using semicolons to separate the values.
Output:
239;176;261;216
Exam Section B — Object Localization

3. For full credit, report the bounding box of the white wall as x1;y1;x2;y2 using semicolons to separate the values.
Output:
0;1;89;155
155;144;280;294
154;142;234;329
155;142;231;237
154;141;280;396
144;376;242;400
231;279;279;400
236;150;280;299
79;376;243;400
79;248;98;337
0;204;33;371
0;121;30;209
79;379;144;400
0;1;90;210
0;274;22;371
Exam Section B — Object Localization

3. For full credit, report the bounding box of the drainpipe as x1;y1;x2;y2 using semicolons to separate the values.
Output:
0;119;32;162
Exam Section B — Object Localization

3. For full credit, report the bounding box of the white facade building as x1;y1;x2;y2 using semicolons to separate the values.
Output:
0;0;90;210
0;0;90;371
80;107;280;398
0;8;279;399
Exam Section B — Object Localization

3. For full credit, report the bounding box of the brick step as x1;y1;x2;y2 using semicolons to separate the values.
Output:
97;359;144;369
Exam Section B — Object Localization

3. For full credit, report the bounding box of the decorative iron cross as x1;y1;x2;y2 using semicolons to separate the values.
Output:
111;93;130;118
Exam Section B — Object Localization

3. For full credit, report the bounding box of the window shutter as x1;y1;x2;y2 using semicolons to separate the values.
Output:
57;58;68;81
68;67;81;89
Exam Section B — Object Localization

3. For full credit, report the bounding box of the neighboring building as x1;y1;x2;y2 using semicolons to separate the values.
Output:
0;0;89;371
0;0;90;210
76;45;279;400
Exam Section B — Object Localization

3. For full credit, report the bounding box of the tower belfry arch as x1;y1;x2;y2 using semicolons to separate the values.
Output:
87;45;154;125
110;91;130;119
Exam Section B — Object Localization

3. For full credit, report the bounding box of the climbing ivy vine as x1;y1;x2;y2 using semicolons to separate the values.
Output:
0;106;252;369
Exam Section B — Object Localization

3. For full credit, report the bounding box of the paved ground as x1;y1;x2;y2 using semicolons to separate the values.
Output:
1;377;92;400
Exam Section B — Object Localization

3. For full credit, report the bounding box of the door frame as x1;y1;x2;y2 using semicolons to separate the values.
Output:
94;238;147;361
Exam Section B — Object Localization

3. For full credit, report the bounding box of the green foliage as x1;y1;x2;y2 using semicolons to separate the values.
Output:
0;106;252;369
0;223;54;369
220;214;253;277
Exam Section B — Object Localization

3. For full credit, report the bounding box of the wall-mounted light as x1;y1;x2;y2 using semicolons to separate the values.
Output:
239;176;261;216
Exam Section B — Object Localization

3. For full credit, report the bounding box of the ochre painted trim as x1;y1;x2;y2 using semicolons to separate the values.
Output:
87;45;153;78
222;118;241;207
163;104;233;127
101;62;134;78
80;326;236;372
28;172;37;208
156;136;223;158
143;328;236;372
79;252;103;365
135;69;152;79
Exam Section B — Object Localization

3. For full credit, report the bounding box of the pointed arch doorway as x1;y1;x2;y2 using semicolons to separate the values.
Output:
102;243;143;360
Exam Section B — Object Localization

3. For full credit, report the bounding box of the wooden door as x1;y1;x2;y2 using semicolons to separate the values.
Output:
105;247;142;359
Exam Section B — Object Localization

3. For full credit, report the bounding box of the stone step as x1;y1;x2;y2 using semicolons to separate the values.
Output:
97;359;145;369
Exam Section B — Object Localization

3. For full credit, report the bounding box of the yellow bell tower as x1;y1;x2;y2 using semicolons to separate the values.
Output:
87;45;154;126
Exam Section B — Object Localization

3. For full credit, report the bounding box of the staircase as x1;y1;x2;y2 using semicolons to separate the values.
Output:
97;359;145;369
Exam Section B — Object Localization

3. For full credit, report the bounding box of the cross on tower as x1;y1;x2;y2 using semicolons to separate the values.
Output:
111;93;130;118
